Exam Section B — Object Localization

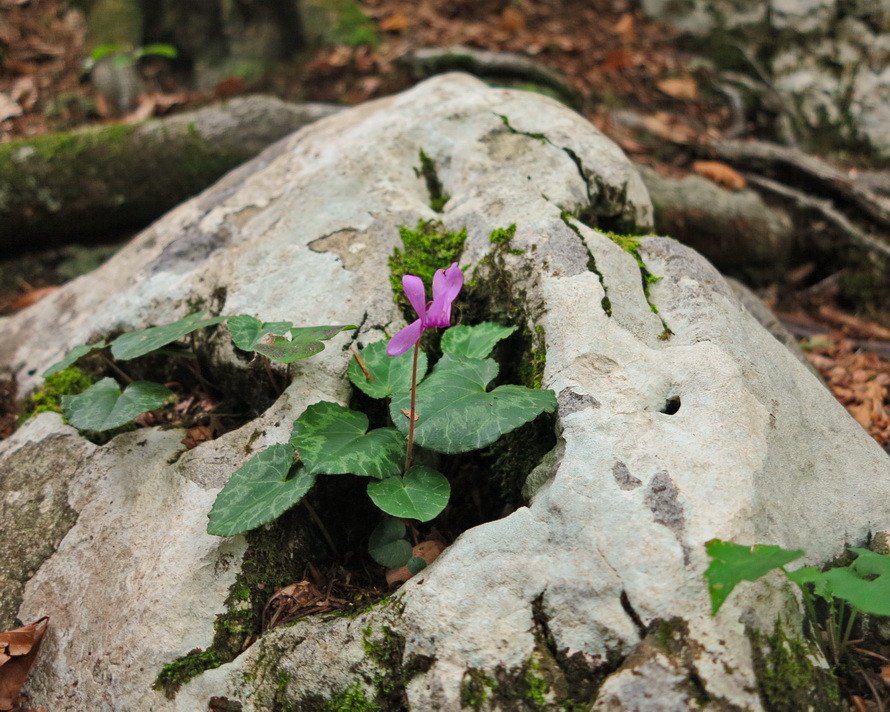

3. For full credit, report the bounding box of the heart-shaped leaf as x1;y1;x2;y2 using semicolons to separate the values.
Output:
347;340;427;399
61;377;172;431
704;539;805;614
366;466;450;521
111;311;225;360
227;315;294;351
251;325;356;363
290;401;405;478
441;322;517;360
389;355;557;454
42;340;109;377
367;518;412;568
207;443;315;537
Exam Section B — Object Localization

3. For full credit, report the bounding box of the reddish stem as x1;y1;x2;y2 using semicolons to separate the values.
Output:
404;341;420;471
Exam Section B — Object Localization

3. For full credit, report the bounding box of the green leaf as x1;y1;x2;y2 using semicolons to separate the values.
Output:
42;340;108;377
346;340;427;399
61;377;172;431
441;322;517;360
136;43;178;59
207;444;315;537
407;557;428;575
290;401;405;478
704;539;805;615
251;325;356;364
111;311;225;360
367;518;412;568
389;355;557;454
366;466;450;521
227;315;293;351
786;548;890;615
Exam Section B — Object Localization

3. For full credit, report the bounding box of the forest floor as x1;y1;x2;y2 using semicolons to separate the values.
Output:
0;0;888;455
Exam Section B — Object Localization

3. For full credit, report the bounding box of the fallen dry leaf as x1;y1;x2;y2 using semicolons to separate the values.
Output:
0;286;59;314
640;112;699;143
692;160;746;190
181;425;214;450
500;6;525;34
386;539;446;586
379;12;408;32
880;664;890;685
0;617;49;711
656;76;698;100
612;13;636;43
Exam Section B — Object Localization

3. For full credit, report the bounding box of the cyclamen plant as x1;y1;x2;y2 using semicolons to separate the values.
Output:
207;261;557;572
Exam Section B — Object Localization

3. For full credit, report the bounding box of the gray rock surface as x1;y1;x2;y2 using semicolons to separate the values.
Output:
640;0;890;156
1;73;888;711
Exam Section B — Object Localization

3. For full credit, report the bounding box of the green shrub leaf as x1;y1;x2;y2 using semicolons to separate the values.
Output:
207;444;315;537
111;311;225;360
227;315;294;351
346;340;427;399
389;355;557;453
366;466;450;521
704;539;805;615
61;377;172;431
42;340;108;377
786;548;890;615
251;325;356;363
441;322;517;360
367;518;412;568
290;401;405;478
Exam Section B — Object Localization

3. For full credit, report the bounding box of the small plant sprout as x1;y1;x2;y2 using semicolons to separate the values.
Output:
206;254;557;583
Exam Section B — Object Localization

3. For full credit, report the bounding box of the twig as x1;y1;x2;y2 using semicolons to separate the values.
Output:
744;173;890;261
100;352;133;384
350;346;375;381
711;139;890;232
302;500;338;557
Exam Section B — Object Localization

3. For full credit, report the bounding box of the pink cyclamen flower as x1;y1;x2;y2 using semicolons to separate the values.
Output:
387;262;464;356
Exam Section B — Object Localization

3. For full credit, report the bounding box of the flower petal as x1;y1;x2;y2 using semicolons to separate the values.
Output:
426;263;463;328
402;275;427;320
387;319;424;357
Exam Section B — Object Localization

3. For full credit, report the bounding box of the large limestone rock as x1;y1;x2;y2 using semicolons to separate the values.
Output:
640;0;890;156
1;74;888;711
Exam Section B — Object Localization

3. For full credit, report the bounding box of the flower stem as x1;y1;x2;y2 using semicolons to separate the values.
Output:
404;341;420;471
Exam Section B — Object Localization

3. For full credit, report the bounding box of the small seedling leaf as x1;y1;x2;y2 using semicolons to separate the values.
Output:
347;340;427;399
366;465;450;521
42;340;108;377
111;311;225;360
290;401;405;478
227;315;293;351
704;539;805;615
61;377;172;431
367;518;412;568
207;443;315;537
251;325;356;363
441;322;517;360
389;355;557;453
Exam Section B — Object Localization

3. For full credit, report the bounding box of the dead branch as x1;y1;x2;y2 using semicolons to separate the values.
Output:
745;173;890;261
710;139;890;232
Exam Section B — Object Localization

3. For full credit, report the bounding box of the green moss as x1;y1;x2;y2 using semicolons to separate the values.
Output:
416;150;450;213
495;113;548;142
488;224;524;255
324;682;381;712
153;649;224;698
461;668;498;708
17;366;95;425
750;624;843;712
389;219;467;317
523;658;550;705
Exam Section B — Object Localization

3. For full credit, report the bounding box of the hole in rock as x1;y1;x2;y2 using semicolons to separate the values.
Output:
660;396;681;415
